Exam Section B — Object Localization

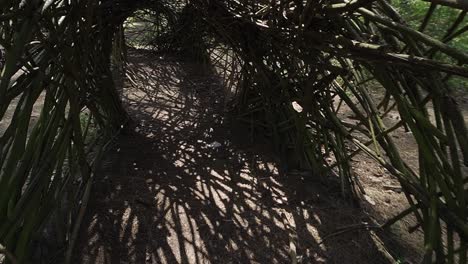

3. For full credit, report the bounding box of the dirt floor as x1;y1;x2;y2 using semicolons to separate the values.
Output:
72;49;468;264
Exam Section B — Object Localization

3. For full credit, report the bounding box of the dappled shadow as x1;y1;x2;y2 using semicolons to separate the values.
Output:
74;50;394;264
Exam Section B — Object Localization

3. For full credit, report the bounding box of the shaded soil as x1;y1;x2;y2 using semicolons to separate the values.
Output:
73;50;431;263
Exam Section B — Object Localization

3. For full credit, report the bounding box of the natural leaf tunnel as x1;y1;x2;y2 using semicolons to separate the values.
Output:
0;0;467;263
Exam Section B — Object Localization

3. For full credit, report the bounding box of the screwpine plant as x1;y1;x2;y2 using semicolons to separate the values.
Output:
0;0;467;263
0;1;129;263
